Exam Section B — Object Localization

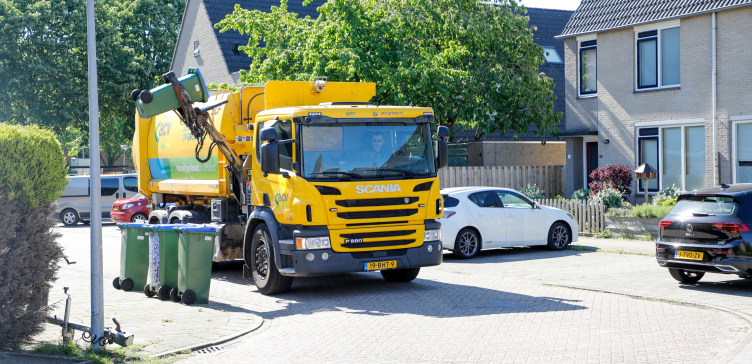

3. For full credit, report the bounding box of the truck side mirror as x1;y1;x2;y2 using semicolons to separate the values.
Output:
260;127;278;142
437;139;448;169
260;142;280;175
437;126;450;139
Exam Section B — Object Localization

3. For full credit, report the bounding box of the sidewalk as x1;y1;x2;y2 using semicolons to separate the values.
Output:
572;236;656;255
33;225;262;357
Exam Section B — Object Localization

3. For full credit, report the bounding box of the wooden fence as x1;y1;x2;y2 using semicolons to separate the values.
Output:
534;199;606;233
438;165;565;199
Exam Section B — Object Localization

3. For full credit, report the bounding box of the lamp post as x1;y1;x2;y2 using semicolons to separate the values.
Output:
634;163;657;205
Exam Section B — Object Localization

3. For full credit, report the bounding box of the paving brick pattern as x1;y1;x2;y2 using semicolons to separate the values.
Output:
36;225;260;355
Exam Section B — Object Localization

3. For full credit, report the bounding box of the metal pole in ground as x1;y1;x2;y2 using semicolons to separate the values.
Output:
86;0;104;351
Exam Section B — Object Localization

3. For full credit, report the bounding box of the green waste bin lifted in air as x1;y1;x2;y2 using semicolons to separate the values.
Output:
134;68;209;119
172;225;222;305
143;225;185;300
113;223;150;292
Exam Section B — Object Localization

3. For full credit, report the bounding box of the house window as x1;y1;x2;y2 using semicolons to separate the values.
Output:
542;46;562;64
734;122;752;183
579;40;597;95
636;27;680;89
194;41;200;57
637;124;704;192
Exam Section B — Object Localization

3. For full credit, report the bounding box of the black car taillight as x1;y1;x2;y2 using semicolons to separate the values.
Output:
710;223;749;233
659;220;672;229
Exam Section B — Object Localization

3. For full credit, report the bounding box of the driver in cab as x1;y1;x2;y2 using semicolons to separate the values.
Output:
360;131;391;160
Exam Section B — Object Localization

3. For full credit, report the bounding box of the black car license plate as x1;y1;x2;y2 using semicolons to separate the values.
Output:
344;238;363;244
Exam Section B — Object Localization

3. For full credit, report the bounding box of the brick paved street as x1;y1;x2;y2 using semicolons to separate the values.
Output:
48;226;752;363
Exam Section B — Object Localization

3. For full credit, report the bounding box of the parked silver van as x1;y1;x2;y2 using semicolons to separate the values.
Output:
56;174;139;226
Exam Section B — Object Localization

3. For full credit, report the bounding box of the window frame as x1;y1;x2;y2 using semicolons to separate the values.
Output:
495;190;535;209
634;22;680;91
578;39;597;97
637;134;659;193
634;119;704;193
468;191;501;208
732;119;752;184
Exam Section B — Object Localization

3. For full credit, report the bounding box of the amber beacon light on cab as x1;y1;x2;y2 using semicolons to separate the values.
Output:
131;70;450;294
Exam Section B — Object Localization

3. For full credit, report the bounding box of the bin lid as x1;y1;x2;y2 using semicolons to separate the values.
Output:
174;226;220;233
145;224;195;231
117;223;149;228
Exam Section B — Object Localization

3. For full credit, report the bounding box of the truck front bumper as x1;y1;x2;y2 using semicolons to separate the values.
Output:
245;242;444;278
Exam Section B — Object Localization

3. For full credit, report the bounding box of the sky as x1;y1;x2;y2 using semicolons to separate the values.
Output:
519;0;581;10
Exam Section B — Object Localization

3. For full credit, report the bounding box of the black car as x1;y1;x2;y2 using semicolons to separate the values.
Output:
657;184;752;283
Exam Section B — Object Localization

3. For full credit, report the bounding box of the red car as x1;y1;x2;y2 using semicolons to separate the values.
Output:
111;193;149;224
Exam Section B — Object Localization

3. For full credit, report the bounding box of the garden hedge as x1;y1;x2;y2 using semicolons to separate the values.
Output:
0;123;68;350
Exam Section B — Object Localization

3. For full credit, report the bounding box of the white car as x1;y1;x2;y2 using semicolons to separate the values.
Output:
439;187;579;259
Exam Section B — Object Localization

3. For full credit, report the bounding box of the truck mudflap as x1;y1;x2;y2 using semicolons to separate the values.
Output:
272;242;443;277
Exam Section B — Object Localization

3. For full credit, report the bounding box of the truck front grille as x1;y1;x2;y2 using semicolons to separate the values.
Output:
340;230;415;239
336;209;418;220
342;239;415;249
335;197;419;207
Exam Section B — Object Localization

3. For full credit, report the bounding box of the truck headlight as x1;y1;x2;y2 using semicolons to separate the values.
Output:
424;229;441;242
295;237;331;250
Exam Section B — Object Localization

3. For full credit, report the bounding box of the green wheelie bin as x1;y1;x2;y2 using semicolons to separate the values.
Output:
113;223;150;292
135;68;209;119
172;225;221;305
143;225;185;300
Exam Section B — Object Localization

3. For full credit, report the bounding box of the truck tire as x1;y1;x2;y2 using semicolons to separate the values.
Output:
381;268;420;282
250;224;293;295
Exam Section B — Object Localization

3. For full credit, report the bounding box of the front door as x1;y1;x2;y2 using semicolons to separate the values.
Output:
100;177;120;218
585;142;598;186
256;119;295;220
466;191;507;247
496;190;547;245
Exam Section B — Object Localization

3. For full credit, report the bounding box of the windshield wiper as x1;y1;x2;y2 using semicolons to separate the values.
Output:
692;212;715;216
312;171;363;179
365;169;418;176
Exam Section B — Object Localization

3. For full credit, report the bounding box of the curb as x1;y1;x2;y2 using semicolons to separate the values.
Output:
148;315;264;358
546;282;752;364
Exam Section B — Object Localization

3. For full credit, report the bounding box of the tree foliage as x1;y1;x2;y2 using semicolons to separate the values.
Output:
0;0;185;163
217;0;561;139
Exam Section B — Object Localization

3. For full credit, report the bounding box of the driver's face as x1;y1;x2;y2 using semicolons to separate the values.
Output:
372;136;383;151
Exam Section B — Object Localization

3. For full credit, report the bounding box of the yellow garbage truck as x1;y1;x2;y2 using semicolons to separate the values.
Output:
131;70;449;294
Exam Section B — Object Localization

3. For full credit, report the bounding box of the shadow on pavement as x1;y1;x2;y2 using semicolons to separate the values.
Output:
207;259;587;320
441;245;595;264
677;277;752;298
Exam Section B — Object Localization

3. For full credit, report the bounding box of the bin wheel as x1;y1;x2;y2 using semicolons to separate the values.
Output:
250;223;293;295
120;278;134;291
143;284;155;297
170;287;181;302
181;290;196;305
112;277;121;290
158;285;171;301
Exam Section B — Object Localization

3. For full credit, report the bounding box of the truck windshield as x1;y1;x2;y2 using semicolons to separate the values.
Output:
301;122;436;179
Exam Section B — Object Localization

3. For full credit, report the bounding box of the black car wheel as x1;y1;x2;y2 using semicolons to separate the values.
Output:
61;209;79;226
547;222;571;251
452;228;480;259
131;213;148;224
669;268;705;283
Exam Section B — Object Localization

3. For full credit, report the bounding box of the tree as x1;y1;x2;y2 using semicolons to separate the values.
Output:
0;0;185;163
217;0;561;139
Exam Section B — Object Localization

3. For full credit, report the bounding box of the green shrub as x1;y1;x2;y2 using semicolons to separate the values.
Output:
594;184;622;209
0;124;68;208
572;188;590;201
520;184;545;200
629;203;673;219
653;184;684;205
657;198;678;206
605;208;630;217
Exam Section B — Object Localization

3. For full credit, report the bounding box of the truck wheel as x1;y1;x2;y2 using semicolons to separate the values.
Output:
120;278;134;291
61;209;79;226
381;268;420;282
112;277;121;290
669;268;704;284
250;224;293;295
158;285;171;300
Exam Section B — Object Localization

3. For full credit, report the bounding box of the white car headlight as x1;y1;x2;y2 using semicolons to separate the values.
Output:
123;203;135;209
424;229;441;242
295;236;331;250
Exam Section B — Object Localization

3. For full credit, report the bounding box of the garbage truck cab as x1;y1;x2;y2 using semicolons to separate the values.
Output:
132;73;449;295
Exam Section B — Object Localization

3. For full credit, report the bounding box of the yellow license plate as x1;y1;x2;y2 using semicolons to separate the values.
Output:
365;260;397;271
675;250;704;260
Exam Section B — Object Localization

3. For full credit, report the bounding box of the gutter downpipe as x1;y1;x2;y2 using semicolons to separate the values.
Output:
712;12;718;186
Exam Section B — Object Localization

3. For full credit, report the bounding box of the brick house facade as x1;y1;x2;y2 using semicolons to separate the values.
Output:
558;0;752;202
